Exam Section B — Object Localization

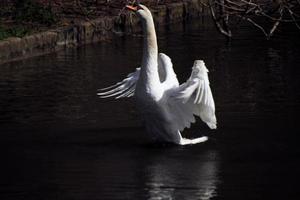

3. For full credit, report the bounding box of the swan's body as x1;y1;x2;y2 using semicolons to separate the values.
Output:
98;5;217;145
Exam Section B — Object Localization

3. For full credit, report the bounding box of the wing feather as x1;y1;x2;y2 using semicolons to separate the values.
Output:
97;68;140;99
158;53;179;89
166;60;217;131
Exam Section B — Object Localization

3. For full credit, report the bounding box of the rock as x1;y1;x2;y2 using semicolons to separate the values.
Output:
0;40;11;60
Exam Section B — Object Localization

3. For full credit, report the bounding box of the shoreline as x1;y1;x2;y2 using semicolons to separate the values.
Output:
0;0;208;65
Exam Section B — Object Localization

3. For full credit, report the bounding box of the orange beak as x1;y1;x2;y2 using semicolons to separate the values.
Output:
126;5;138;11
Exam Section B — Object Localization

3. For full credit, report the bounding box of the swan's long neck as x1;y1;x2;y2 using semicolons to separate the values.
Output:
140;15;159;87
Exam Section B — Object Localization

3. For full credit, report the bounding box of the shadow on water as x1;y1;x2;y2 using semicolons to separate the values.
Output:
0;17;300;199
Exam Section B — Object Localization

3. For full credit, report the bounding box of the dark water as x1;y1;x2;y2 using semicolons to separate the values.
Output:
0;18;300;200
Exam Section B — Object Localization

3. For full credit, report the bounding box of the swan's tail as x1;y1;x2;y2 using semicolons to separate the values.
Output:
179;136;208;145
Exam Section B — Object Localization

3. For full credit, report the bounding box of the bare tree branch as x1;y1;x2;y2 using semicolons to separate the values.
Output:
209;1;232;38
207;0;300;39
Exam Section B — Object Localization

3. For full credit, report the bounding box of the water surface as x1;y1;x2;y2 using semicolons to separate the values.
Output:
0;18;300;200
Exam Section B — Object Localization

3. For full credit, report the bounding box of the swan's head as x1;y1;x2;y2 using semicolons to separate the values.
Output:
192;60;209;76
126;4;153;23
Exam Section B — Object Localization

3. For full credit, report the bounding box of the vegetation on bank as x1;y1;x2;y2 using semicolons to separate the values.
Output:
0;25;30;40
0;0;57;40
14;0;57;25
0;0;299;41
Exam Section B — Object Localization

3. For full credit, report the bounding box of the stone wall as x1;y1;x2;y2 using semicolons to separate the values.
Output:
0;0;208;65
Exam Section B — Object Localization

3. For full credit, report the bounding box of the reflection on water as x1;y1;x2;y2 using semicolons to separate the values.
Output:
0;136;219;200
0;17;300;200
145;150;219;200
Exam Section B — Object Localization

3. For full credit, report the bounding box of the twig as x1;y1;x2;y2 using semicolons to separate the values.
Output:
287;5;300;29
210;2;232;38
268;8;283;38
207;0;300;39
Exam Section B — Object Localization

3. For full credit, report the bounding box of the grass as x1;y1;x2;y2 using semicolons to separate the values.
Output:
0;0;56;40
0;25;30;40
14;0;57;26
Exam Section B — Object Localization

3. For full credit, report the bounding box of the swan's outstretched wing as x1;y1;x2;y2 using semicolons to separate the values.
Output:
166;60;217;131
97;68;140;99
97;52;176;99
158;53;179;89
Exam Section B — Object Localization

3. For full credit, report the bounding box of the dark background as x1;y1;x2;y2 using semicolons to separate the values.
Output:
0;17;300;199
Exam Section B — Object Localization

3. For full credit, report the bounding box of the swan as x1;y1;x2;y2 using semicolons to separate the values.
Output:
97;4;217;145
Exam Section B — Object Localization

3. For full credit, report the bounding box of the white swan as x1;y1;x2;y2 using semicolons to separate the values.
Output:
98;4;217;145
